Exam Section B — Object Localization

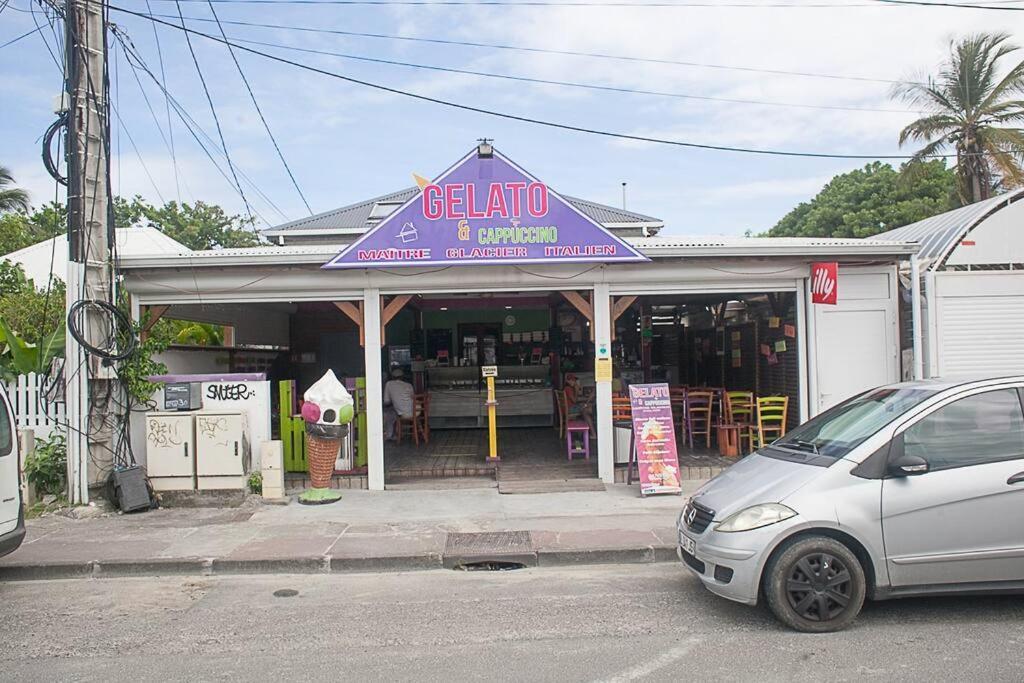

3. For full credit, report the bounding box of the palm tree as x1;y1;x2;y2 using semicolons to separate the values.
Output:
0;166;30;213
893;33;1024;204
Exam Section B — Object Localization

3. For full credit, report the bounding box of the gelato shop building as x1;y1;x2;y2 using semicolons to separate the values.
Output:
119;143;918;493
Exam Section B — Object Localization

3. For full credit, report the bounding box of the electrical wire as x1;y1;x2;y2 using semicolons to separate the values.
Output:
112;7;1010;161
141;11;910;86
872;0;1024;8
205;0;314;213
148;0;887;6
224;35;912;114
172;0;259;229
144;0;182;203
116;30;283;222
0;25;46;49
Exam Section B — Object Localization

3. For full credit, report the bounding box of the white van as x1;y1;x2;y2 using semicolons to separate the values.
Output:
0;389;24;557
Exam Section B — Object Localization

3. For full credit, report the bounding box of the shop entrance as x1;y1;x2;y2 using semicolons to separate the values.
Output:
381;291;601;489
606;289;804;480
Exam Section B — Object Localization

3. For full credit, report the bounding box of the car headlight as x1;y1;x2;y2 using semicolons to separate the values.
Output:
714;503;796;533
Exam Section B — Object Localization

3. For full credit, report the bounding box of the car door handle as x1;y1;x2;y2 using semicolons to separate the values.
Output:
1007;472;1024;485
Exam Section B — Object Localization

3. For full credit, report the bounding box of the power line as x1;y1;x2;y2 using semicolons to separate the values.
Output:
116;6;966;160
172;0;259;228
116;30;285;222
227;34;911;114
145;11;909;86
144;0;182;203
0;25;46;49
872;0;1024;8
150;0;884;6
205;0;313;213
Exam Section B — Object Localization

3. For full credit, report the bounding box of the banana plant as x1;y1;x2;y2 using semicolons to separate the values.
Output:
0;317;66;375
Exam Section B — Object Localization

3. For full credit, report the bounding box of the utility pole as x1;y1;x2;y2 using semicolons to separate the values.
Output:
64;0;114;504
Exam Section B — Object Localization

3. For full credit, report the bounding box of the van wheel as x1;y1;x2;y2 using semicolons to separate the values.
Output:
763;536;866;633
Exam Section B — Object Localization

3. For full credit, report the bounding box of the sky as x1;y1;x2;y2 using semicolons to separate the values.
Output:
2;0;1024;237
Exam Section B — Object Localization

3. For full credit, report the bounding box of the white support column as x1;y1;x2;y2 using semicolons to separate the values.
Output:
795;280;810;424
924;271;938;378
910;255;924;381
363;289;385;491
802;277;819;420
592;283;614;484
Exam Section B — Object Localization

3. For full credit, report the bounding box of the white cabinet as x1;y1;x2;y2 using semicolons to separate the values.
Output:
195;412;249;490
145;413;196;491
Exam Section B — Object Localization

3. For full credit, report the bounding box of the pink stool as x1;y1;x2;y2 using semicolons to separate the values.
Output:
566;420;590;461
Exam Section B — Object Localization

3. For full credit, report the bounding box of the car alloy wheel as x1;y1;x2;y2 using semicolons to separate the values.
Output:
784;552;852;621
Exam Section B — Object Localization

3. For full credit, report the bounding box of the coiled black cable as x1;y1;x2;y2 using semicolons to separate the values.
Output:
67;299;138;361
42;111;68;186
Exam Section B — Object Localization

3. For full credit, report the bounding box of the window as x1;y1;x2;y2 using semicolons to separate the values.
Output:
902;389;1024;472
0;399;11;458
367;202;401;221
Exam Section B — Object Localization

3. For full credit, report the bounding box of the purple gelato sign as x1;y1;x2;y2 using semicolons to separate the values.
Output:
323;147;648;269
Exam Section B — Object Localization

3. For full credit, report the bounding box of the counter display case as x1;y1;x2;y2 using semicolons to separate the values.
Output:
425;365;554;429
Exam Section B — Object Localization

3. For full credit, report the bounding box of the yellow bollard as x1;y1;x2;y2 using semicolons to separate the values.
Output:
483;367;499;461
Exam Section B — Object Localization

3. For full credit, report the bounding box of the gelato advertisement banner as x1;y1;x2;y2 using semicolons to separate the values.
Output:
323;147;649;269
628;383;682;496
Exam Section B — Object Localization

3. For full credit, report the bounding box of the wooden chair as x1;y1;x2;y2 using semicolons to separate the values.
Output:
669;386;688;442
725;391;757;453
611;395;633;425
554;389;569;438
685;390;715;449
705;387;726;428
396;393;430;446
756;396;789;448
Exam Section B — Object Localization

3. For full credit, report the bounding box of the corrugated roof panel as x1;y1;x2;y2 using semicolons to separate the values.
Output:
869;191;1024;267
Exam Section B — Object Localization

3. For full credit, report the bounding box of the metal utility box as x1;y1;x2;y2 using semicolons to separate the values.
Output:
195;412;249;490
145;412;197;491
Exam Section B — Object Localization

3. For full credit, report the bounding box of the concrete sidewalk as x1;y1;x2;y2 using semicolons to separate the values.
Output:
0;484;696;581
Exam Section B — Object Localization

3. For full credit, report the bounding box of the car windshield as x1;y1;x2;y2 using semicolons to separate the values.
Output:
772;386;940;460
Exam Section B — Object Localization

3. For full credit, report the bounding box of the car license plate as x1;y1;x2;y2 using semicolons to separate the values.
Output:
680;534;696;555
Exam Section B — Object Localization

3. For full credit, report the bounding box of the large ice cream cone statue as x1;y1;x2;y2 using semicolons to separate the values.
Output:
298;370;354;505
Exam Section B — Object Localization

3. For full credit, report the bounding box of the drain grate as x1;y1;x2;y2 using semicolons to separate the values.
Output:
444;531;536;569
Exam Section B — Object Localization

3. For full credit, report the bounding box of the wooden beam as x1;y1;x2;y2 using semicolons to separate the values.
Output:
139;304;170;342
560;291;594;341
380;294;412;347
381;295;412;326
609;295;638;341
611;296;637;322
334;300;364;347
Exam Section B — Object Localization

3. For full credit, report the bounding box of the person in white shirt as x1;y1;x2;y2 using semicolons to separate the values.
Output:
382;368;415;441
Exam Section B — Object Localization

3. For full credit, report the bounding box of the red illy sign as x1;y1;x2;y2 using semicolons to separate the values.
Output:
811;262;838;305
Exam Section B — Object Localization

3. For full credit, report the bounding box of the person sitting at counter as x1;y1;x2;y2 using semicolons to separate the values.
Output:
564;373;595;436
383;368;415;441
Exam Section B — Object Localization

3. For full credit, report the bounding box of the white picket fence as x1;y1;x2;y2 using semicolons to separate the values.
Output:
2;373;66;440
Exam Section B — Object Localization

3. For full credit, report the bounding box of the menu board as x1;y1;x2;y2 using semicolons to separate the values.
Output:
628;383;683;496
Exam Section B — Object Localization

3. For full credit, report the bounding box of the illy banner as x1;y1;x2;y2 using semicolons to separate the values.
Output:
811;262;838;305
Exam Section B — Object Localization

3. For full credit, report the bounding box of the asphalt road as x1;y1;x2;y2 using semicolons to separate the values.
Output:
2;564;1023;681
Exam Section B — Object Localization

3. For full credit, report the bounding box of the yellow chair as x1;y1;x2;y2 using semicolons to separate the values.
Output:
756;396;790;448
725;391;757;453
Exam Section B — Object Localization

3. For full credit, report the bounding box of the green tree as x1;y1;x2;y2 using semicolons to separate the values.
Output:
0;277;65;345
894;33;1024;204
767;161;957;238
136;200;262;250
0;165;30;214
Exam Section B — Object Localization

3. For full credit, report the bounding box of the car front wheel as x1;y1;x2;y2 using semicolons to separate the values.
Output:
763;535;866;633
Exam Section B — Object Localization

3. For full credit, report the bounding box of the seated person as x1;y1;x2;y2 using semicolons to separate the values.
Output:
564;373;595;436
383;368;415;441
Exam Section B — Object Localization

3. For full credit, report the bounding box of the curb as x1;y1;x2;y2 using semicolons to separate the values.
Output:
0;545;679;581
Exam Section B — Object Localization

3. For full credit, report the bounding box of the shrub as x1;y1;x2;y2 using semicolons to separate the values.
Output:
27;430;67;496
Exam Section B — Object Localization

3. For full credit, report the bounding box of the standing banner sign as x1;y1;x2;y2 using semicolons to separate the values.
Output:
810;262;839;305
628;383;682;496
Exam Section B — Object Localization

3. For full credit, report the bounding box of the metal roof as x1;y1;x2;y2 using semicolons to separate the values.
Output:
262;187;664;236
868;190;1024;269
116;235;916;269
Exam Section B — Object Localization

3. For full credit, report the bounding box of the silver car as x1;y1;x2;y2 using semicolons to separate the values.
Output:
677;375;1024;632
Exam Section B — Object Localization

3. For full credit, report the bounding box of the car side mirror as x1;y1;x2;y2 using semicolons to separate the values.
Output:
889;454;929;477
